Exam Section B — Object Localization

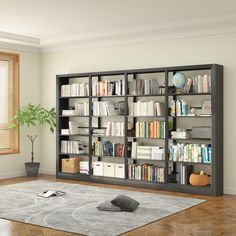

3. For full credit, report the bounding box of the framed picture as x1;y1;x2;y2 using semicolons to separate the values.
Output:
201;100;211;115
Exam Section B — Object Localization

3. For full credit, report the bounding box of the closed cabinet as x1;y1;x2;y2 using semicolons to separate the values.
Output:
115;163;125;178
104;163;115;177
93;162;104;176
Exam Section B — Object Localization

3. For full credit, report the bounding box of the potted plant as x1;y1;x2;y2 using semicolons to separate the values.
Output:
9;104;56;177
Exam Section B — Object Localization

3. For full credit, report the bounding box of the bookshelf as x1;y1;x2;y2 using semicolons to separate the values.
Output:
56;64;223;196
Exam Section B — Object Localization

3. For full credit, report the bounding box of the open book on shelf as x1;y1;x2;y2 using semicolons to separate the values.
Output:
37;190;66;198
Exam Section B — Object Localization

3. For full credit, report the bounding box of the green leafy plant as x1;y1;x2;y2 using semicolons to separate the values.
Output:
9;103;56;163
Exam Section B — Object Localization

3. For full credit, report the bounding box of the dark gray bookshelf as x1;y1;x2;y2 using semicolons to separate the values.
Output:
56;64;223;196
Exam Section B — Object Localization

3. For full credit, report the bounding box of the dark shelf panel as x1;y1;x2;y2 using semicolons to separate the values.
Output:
92;155;125;159
128;116;165;118
169;160;212;165
169;116;211;118
169;138;211;141
128;137;165;140
127;94;165;97
132;158;165;161
59;96;89;99
59;134;89;137
168;92;211;96
92;95;124;98
92;135;125;138
58;153;89;156
92;115;124;118
59;115;89;117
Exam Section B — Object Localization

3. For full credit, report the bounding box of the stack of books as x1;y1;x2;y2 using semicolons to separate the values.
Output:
171;130;191;139
62;102;89;116
129;101;164;116
128;164;165;182
135;121;165;138
92;80;125;96
132;146;164;160
61;83;89;97
80;161;89;175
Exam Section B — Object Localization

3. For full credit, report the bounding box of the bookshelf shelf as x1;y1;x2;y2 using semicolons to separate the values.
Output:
168;116;211;118
169;160;212;165
168;92;211;96
56;64;223;196
59;134;89;137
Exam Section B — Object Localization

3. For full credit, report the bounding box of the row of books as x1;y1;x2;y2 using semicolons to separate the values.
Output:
131;142;164;160
135;121;165;138
92;80;125;96
128;79;158;95
181;74;211;93
129;101;164;116
80;161;89;175
61;140;88;154
106;122;124;136
61;83;89;97
62;102;89;116
169;143;212;163
93;101;116;116
128;164;165;182
170;100;191;116
92;141;125;158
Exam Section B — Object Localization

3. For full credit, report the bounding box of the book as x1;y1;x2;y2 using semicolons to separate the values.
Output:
38;190;65;198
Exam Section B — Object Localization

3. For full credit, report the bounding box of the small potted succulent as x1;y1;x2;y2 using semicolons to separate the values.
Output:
9;104;56;177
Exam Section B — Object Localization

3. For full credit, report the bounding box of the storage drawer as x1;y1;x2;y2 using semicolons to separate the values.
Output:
93;162;104;176
103;163;115;177
115;163;125;178
62;158;80;173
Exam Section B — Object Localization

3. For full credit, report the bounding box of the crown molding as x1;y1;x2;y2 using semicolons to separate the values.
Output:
1;12;236;54
0;31;40;53
40;12;236;53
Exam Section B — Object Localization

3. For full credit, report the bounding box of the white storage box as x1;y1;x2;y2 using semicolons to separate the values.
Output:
93;162;104;176
103;162;115;177
115;163;125;178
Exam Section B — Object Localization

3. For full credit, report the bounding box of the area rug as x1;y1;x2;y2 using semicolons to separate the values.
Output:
0;180;206;236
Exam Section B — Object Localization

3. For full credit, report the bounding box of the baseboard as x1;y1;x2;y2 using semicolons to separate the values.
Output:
224;187;236;195
39;169;56;176
0;171;26;179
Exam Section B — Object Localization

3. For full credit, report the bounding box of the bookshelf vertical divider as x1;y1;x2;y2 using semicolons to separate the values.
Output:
56;64;223;196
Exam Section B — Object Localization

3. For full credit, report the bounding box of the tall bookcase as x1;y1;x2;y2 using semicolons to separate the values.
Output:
56;64;223;196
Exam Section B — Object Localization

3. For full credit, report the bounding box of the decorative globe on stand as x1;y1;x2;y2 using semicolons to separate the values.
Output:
172;72;186;88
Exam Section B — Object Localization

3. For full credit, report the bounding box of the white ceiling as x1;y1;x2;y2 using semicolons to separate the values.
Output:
0;0;236;50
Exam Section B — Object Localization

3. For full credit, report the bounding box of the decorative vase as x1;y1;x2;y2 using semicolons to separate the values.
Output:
189;173;209;186
25;162;40;177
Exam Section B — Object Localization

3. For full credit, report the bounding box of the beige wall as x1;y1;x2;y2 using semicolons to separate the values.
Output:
40;32;235;194
0;48;41;178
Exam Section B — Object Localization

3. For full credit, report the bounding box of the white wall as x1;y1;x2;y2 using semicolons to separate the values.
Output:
0;48;41;178
40;32;235;194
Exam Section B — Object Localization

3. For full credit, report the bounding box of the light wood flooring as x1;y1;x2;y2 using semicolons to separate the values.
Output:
0;175;235;236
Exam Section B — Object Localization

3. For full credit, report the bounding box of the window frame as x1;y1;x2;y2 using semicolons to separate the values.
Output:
0;51;20;155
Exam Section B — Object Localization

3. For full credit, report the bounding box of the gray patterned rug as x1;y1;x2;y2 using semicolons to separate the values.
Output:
0;180;206;236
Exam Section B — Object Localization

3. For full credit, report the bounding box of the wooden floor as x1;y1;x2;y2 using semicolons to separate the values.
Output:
0;175;236;236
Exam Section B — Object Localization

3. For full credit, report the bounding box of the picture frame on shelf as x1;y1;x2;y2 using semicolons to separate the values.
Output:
201;100;211;116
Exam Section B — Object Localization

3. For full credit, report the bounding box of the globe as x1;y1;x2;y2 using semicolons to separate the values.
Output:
172;72;186;88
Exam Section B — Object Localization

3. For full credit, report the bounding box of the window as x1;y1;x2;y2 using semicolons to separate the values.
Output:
0;52;19;154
